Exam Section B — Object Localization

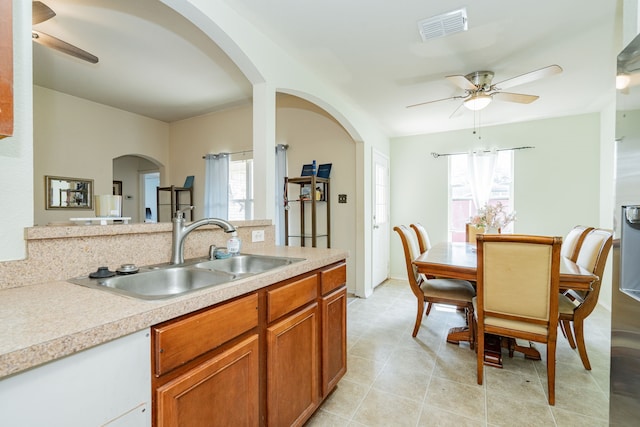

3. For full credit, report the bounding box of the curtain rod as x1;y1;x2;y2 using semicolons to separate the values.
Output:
430;146;534;159
202;149;252;159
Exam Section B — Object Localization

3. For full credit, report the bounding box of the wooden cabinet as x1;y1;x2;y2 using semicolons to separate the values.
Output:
156;335;259;427
152;260;347;427
267;303;320;427
320;263;348;396
152;293;259;427
266;274;320;427
0;0;13;138
321;287;347;396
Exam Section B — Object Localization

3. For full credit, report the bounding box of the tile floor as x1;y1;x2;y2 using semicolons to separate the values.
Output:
306;279;611;427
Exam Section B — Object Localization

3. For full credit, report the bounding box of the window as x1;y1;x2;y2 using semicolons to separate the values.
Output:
228;158;254;220
449;151;514;241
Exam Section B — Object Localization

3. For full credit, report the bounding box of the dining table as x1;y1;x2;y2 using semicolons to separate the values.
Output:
413;241;599;366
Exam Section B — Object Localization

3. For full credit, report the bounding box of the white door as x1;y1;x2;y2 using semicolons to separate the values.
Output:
372;150;390;287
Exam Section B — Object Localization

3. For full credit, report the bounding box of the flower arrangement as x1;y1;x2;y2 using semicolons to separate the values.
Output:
469;201;516;231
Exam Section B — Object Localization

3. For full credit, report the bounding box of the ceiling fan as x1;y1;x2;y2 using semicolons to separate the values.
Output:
32;1;99;64
407;64;562;116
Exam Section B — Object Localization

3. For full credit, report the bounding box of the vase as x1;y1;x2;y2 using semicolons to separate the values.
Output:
485;226;501;234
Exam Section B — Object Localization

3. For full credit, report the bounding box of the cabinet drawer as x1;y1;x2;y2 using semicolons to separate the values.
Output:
267;274;318;323
154;293;258;376
320;262;346;295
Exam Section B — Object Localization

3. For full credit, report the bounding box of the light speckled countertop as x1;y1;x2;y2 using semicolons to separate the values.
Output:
0;246;348;379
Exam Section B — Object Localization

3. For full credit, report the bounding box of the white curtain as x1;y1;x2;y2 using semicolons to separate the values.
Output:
274;144;288;245
204;153;230;218
466;150;498;210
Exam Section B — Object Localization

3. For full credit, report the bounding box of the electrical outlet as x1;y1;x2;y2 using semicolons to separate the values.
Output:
338;194;347;203
252;229;265;242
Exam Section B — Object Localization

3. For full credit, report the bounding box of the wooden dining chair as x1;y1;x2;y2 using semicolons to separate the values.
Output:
475;234;562;405
394;225;476;343
465;223;484;244
561;225;594;262
558;228;613;370
410;223;436;315
410;223;432;254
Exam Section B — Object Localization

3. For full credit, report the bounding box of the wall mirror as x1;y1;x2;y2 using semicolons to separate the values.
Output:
45;175;94;210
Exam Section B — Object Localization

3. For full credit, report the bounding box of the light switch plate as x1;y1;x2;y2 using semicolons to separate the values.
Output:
252;230;265;242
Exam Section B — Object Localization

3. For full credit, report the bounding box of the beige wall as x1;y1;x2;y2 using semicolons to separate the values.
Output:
276;95;358;291
169;104;254;220
33;87;170;226
390;113;603;280
167;94;358;292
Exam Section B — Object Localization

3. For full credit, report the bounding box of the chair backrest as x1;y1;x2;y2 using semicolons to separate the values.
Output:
466;223;485;244
394;225;424;299
476;234;562;335
561;225;594;262
569;228;613;307
410;223;432;253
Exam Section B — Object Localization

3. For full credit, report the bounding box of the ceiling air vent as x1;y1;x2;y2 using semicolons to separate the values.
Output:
418;8;468;42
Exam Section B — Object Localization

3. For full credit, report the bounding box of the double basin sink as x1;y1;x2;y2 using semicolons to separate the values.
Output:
68;254;304;300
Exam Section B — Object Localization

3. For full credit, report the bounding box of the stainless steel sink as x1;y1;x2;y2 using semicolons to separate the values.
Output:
68;267;236;300
193;254;304;277
68;255;304;300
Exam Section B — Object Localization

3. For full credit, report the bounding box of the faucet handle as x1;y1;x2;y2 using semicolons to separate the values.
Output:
175;206;194;219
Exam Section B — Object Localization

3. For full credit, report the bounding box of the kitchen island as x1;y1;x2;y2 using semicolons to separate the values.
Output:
0;222;348;426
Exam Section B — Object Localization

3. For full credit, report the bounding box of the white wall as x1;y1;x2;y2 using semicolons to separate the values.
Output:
33;87;170;226
389;113;603;279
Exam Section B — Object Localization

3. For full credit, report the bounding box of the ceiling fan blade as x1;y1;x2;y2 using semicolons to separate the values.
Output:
406;95;466;109
492;92;539;104
32;30;99;64
492;65;562;90
446;74;478;91
32;1;56;25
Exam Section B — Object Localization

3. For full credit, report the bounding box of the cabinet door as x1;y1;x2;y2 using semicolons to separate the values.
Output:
321;286;347;396
266;303;320;427
156;335;259;427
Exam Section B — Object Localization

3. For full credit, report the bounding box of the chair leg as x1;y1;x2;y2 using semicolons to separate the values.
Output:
573;318;592;370
476;324;484;385
425;302;433;316
547;338;557;405
467;307;473;350
561;320;577;349
413;298;425;337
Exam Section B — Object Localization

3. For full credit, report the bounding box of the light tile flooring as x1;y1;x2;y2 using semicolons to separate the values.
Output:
306;279;611;427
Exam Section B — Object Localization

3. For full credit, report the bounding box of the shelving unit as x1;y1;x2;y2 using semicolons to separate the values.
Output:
157;185;193;222
284;176;330;248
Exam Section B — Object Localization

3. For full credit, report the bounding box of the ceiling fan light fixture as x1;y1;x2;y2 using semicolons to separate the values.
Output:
418;8;468;42
464;93;492;111
616;73;631;90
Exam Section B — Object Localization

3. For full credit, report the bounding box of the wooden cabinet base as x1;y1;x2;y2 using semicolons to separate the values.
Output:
152;261;347;426
156;335;259;427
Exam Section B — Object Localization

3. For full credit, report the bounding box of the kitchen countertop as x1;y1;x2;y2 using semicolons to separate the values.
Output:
0;246;348;379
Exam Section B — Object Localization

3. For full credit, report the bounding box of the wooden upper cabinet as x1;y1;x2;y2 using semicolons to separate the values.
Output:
0;0;13;138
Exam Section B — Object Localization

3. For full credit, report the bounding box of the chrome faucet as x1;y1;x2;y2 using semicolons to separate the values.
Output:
170;206;236;264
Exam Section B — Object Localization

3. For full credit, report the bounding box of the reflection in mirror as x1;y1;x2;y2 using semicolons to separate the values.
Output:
45;175;94;210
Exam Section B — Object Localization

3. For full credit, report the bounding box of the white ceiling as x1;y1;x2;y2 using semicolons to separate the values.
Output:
32;0;619;137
